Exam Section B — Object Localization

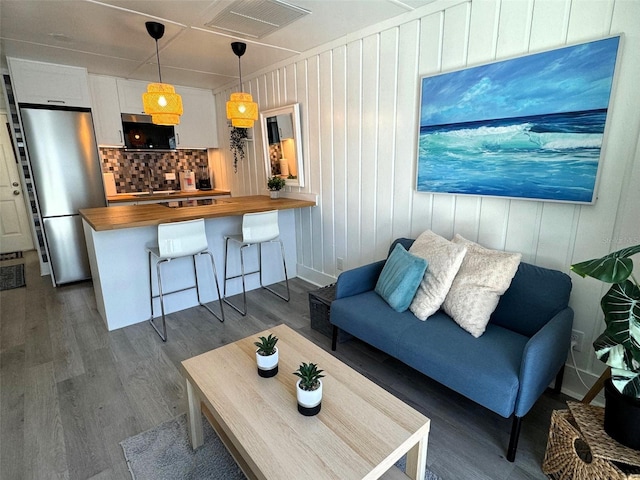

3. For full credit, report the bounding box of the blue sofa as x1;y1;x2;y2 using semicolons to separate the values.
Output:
330;238;573;462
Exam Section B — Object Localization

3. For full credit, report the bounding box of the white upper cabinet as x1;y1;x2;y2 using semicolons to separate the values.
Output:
116;79;218;149
276;113;294;139
7;57;91;107
89;75;124;147
116;78;147;115
174;86;218;149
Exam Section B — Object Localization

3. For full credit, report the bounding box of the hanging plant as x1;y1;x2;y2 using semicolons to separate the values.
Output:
229;126;248;173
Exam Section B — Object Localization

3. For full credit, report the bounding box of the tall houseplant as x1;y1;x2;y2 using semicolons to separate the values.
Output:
571;244;640;448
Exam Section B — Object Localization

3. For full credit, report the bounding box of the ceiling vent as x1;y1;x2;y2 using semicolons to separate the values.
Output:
205;0;311;39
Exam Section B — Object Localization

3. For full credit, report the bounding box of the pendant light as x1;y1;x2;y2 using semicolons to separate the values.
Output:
226;42;258;128
142;21;183;126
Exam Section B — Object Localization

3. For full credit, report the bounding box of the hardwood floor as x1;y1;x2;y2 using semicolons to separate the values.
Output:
0;251;570;480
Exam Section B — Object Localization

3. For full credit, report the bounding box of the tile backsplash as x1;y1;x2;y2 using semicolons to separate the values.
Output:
100;148;209;193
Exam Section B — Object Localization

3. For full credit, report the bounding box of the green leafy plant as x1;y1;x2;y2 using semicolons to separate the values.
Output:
229;126;248;173
267;176;286;191
254;334;278;356
293;362;324;391
571;244;640;398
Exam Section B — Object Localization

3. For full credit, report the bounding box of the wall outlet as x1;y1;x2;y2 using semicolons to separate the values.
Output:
165;172;176;181
571;329;585;352
336;257;344;271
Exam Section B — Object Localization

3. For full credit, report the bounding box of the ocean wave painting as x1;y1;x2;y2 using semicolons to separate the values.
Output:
417;36;621;203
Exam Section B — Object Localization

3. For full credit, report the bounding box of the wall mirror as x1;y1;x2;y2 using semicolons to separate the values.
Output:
260;103;304;187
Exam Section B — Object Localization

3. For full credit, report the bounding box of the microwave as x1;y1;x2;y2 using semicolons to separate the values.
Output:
121;113;176;150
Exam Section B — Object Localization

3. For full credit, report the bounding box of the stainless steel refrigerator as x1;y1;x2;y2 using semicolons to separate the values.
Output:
20;106;106;285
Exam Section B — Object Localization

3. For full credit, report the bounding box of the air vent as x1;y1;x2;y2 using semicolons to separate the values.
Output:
205;0;311;39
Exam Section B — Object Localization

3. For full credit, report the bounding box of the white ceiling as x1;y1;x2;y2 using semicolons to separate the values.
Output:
0;0;436;91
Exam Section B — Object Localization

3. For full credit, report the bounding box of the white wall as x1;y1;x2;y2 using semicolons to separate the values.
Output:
213;0;640;401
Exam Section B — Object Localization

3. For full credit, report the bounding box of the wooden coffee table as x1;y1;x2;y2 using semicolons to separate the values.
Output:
181;324;430;480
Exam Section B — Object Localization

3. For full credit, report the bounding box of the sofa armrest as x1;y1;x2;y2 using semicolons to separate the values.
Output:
514;307;574;417
335;260;386;299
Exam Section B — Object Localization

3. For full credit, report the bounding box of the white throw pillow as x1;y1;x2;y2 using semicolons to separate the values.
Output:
443;234;522;337
408;230;468;320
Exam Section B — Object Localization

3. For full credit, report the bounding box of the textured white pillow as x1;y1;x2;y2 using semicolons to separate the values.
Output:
443;234;522;337
408;230;468;320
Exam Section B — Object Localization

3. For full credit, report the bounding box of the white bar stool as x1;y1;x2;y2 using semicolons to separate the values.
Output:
223;210;290;315
147;218;224;341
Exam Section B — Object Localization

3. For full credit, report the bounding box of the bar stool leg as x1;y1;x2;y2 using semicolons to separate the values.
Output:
148;250;154;321
149;258;169;342
260;239;290;302
222;239;249;316
223;237;231;300
196;252;225;323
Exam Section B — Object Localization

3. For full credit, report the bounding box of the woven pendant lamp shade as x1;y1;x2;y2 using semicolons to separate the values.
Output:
226;42;257;128
143;83;183;125
226;92;258;128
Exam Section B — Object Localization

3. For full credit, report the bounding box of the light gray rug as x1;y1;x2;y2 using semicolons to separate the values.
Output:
121;413;442;479
121;413;244;480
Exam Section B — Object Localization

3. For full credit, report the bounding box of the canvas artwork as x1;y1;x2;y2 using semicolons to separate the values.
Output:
416;36;621;203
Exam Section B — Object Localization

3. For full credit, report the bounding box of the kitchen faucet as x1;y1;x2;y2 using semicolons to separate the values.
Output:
146;166;154;194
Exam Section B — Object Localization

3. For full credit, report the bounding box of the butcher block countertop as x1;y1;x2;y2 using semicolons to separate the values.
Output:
106;189;231;203
80;195;315;231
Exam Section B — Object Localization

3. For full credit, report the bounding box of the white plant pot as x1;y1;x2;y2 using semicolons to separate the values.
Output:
296;379;322;416
270;190;280;199
256;347;278;378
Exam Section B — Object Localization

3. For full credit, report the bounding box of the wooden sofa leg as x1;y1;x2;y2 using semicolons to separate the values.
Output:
507;416;522;462
331;326;338;351
554;365;565;394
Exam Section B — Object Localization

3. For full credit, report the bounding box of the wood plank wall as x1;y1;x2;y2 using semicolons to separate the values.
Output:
212;0;640;400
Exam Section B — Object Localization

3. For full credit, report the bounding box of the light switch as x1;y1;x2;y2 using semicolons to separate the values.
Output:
165;172;176;181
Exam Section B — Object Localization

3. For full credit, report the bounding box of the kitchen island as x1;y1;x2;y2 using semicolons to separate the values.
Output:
80;196;315;331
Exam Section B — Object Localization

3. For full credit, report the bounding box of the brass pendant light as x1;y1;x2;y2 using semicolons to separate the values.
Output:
226;42;258;128
142;21;183;125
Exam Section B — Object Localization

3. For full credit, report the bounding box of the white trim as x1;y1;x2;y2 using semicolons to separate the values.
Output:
296;263;335;288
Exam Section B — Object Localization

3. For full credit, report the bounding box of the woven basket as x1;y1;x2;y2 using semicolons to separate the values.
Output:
543;410;640;480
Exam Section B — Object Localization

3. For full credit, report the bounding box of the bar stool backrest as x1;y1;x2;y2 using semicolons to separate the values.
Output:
158;218;208;258
242;210;279;244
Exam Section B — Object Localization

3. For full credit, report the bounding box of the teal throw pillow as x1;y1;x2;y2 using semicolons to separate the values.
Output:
375;243;428;312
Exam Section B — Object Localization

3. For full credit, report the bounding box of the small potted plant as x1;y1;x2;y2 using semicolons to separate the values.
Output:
293;362;324;416
267;176;286;199
571;243;640;449
254;334;279;378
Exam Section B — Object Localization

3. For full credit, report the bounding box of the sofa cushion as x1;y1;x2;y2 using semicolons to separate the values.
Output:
395;312;529;417
331;291;423;358
409;230;467;320
490;261;572;337
443;234;521;338
375;243;428;312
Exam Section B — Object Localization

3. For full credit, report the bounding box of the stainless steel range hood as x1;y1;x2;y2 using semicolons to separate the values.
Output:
121;113;176;150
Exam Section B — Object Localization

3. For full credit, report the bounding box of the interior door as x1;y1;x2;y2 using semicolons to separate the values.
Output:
0;114;34;253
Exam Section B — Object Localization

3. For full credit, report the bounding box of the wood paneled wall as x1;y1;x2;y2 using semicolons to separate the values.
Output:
213;0;640;400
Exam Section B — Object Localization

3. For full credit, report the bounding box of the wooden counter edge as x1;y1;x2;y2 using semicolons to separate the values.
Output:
107;189;231;203
80;196;315;231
